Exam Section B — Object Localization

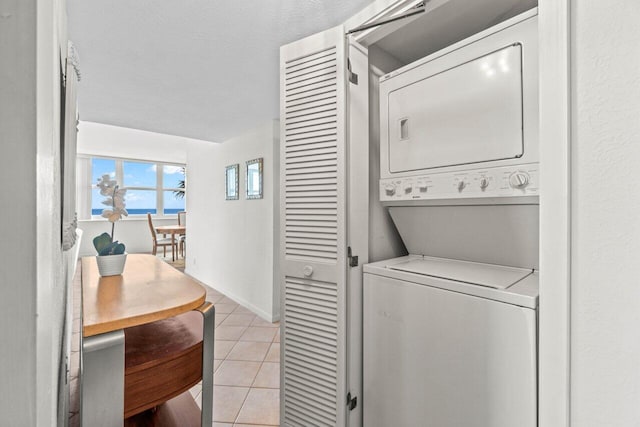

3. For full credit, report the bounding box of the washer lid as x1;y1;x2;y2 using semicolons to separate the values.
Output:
387;256;532;289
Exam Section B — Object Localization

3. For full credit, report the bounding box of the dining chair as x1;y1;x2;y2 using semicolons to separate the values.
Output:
147;213;174;257
177;211;187;226
177;211;187;258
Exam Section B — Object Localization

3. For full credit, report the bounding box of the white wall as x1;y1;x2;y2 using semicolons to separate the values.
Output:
0;2;39;424
37;1;67;422
570;1;640;425
187;120;280;321
0;0;67;424
368;46;408;262
76;121;208;256
77;121;194;162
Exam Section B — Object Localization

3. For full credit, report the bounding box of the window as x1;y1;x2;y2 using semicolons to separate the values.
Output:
162;165;186;215
122;160;158;215
78;156;185;219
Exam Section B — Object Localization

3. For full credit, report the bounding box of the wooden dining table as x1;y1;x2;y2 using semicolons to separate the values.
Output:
155;224;186;261
81;254;214;426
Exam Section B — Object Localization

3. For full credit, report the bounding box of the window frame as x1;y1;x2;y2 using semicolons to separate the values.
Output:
80;154;186;219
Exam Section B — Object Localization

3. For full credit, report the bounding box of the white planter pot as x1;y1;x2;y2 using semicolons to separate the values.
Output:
96;253;128;277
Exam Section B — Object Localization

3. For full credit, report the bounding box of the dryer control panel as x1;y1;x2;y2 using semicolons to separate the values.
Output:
380;163;539;201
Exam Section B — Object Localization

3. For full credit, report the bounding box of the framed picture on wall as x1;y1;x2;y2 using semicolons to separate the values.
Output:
225;164;239;200
246;158;263;200
61;44;80;251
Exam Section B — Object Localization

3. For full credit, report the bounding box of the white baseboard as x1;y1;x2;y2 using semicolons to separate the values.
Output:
184;268;280;323
215;286;278;323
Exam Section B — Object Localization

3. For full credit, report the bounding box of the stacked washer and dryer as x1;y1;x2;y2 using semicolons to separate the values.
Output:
363;9;540;427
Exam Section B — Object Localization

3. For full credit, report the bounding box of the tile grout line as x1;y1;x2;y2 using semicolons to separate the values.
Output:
230;338;265;425
238;310;264;419
233;363;264;424
201;285;280;426
224;302;258;424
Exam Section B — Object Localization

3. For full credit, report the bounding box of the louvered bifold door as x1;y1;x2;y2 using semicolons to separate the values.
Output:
280;25;348;427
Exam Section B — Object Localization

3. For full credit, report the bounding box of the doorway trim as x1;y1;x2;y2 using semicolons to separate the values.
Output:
538;0;571;425
344;0;573;425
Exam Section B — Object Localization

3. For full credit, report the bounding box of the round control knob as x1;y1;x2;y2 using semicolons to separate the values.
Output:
303;265;313;277
384;184;396;196
457;181;466;192
509;171;530;189
480;178;490;191
403;184;413;194
418;185;428;193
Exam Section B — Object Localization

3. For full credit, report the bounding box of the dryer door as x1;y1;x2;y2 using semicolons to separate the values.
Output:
386;44;524;173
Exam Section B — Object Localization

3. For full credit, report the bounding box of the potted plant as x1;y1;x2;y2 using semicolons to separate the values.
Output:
93;174;128;276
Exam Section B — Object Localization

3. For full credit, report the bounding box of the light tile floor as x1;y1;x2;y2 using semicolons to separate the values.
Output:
191;284;281;426
164;254;281;425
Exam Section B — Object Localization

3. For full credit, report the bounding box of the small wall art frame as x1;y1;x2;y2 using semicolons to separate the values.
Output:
225;164;239;200
246;158;263;200
61;43;80;250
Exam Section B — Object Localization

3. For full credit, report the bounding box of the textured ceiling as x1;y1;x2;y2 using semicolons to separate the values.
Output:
67;0;375;142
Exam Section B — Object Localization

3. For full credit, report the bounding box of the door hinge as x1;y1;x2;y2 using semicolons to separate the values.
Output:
347;246;359;267
347;59;358;85
347;392;358;411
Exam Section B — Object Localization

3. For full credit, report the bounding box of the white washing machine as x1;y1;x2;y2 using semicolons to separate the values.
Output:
363;255;538;427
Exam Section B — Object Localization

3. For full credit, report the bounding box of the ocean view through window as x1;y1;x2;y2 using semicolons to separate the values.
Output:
79;156;185;218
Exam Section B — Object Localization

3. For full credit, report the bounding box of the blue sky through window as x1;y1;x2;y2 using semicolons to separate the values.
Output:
91;188;106;212
123;161;156;187
91;159;116;213
164;191;185;214
91;158;115;185
124;190;156;214
90;158;185;216
163;165;184;188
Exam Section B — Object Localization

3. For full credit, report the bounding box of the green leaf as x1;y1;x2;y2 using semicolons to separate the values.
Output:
93;232;112;254
112;242;126;255
97;241;126;256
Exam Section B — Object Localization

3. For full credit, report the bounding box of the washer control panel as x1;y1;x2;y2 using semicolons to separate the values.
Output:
380;164;539;201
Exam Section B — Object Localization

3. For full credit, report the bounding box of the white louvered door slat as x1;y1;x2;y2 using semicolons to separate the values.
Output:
280;25;347;427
